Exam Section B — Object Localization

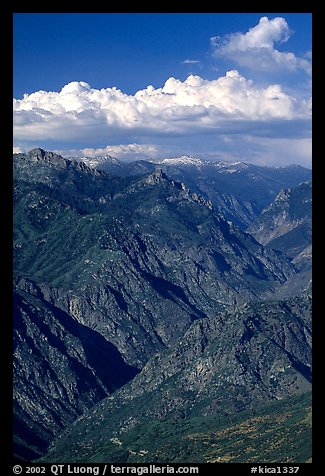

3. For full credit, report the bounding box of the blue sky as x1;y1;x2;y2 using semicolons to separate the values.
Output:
13;13;312;167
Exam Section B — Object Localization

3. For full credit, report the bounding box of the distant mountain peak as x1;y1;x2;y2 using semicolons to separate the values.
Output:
152;155;205;166
142;168;169;185
13;148;72;170
149;155;252;171
76;155;122;169
247;181;312;270
275;188;291;202
14;148;103;176
29;147;46;158
27;148;63;162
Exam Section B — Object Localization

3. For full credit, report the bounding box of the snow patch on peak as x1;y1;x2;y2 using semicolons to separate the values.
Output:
157;156;205;166
77;155;121;168
212;160;247;172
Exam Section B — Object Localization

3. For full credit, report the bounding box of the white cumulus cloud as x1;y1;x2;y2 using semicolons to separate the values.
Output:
13;71;308;146
13;146;24;154
211;16;311;75
57;143;160;161
13;70;311;167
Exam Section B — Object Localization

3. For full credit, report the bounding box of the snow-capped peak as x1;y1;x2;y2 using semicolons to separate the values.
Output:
76;155;121;168
212;160;248;173
152;156;205;166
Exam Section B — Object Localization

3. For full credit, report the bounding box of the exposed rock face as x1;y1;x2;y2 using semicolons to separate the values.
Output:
247;181;312;299
247;181;312;265
12;149;311;461
39;295;312;463
13;283;138;461
77;154;312;230
13;149;296;369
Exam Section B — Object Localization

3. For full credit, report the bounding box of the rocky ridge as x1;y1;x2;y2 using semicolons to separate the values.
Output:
76;154;312;229
13;281;138;460
39;294;312;463
248;181;312;271
13;149;312;462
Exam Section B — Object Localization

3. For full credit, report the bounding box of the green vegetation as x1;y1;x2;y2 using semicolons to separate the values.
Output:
13;166;211;290
14;151;312;464
40;392;311;463
110;393;311;464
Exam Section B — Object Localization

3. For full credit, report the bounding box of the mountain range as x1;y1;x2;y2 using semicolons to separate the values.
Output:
13;148;312;462
39;294;311;463
248;181;312;269
75;154;312;230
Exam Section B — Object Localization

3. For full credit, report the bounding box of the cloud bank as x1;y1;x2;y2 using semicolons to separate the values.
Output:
13;14;312;169
14;70;309;146
58;143;160;161
211;17;311;75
